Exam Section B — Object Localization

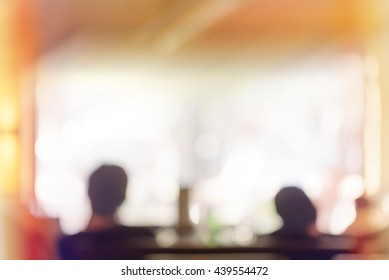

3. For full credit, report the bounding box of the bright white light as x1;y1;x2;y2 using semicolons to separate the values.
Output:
254;177;281;202
217;202;252;225
233;225;255;246
198;178;222;205
35;136;57;162
302;174;324;199
338;174;364;200
255;215;282;235
60;120;81;142
195;133;220;159
219;145;264;189
36;173;86;206
148;141;180;203
59;120;81;160
328;200;356;234
213;145;264;225
189;203;200;225
59;202;91;234
118;201;176;226
35;48;365;231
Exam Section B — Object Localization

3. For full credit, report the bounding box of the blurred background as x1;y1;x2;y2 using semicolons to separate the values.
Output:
1;0;389;259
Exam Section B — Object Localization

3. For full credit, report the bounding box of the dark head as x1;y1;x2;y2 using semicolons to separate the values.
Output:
274;186;317;235
88;164;128;216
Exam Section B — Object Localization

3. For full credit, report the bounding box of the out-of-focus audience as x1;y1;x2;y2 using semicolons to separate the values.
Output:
53;166;389;259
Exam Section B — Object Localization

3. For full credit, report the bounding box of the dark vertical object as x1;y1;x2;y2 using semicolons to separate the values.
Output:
177;188;193;236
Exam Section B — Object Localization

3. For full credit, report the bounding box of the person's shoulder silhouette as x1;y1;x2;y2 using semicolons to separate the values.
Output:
59;225;155;259
58;164;155;259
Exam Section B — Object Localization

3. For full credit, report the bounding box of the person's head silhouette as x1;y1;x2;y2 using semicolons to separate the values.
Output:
87;164;128;229
274;186;317;237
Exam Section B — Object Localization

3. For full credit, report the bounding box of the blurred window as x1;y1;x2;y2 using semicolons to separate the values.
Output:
35;47;364;234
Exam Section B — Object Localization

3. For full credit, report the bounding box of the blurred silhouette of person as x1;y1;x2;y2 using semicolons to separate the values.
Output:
346;194;388;237
58;164;155;259
344;194;389;254
272;186;318;238
265;186;359;259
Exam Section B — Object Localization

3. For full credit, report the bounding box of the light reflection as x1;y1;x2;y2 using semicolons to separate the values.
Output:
35;173;86;206
59;201;90;235
35;137;57;162
59;120;81;160
338;175;364;200
302;174;324;199
189;202;200;225
195;133;220;159
329;200;357;234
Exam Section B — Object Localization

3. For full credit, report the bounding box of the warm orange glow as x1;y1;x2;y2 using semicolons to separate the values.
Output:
0;0;21;195
0;2;12;55
0;0;38;260
0;92;19;132
0;134;20;194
